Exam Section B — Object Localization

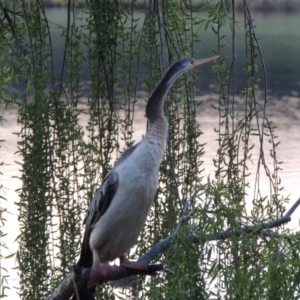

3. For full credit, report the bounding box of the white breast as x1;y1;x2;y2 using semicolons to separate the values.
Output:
89;137;166;262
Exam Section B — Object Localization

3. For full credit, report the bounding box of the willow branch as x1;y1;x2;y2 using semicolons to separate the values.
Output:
130;196;300;260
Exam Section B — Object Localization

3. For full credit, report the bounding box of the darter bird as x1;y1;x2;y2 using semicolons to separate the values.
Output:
74;56;218;298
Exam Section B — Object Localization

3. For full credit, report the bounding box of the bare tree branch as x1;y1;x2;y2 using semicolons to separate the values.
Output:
47;264;164;300
194;196;300;242
47;196;300;299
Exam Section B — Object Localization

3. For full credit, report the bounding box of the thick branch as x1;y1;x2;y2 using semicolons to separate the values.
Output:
47;264;163;300
74;264;163;285
47;197;300;299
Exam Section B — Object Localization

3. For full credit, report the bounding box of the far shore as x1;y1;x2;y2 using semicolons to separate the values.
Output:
37;0;300;13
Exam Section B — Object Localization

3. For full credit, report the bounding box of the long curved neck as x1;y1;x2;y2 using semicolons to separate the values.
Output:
146;64;182;123
145;62;185;139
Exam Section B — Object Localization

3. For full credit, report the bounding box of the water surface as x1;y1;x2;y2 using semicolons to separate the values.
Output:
1;9;300;299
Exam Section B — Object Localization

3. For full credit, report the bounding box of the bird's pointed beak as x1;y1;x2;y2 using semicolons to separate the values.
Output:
192;55;220;68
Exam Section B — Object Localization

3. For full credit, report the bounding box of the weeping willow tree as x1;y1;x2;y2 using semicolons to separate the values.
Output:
0;0;300;299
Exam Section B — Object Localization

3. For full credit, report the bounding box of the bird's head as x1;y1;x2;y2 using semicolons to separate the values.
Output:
166;56;219;84
175;56;219;72
146;55;219;121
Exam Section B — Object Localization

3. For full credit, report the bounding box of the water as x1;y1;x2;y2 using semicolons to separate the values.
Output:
1;9;300;299
13;9;300;98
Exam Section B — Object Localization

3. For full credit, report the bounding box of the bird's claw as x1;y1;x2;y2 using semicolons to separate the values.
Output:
88;263;117;288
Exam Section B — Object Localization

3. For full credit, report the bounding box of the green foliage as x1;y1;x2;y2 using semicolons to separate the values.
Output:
0;0;298;299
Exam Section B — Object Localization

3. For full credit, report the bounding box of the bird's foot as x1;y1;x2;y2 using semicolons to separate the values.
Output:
88;263;117;288
119;255;147;270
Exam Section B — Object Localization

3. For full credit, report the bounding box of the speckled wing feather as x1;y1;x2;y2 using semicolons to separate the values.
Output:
77;171;119;268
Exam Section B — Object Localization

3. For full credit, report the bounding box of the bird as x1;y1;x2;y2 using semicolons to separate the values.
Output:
74;56;218;298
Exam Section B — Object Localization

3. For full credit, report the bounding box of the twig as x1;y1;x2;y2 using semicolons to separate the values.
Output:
195;197;300;242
